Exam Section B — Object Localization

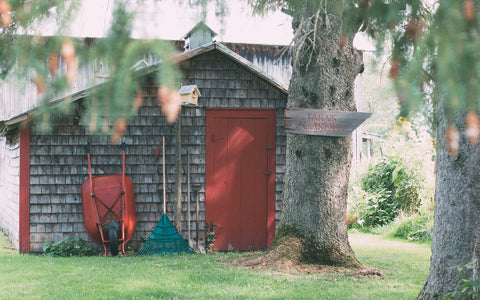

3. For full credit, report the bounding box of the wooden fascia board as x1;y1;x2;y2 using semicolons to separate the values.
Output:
173;42;217;63
4;114;29;126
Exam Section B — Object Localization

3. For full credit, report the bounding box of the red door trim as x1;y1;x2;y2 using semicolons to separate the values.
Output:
206;108;276;249
19;125;30;253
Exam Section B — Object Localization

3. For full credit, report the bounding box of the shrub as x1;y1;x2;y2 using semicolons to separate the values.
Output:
361;191;398;227
43;235;96;257
359;156;421;227
390;213;433;242
204;221;217;252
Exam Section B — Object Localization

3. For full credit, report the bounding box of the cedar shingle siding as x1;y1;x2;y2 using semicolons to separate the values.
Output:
27;49;287;252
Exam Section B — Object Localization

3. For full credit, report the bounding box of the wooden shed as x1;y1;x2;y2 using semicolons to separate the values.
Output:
0;40;288;253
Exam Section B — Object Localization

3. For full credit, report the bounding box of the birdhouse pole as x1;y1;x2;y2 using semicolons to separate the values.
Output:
175;111;183;232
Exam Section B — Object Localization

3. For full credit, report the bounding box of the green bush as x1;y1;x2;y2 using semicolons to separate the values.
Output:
390;213;433;242
43;235;96;257
204;221;217;252
359;156;421;227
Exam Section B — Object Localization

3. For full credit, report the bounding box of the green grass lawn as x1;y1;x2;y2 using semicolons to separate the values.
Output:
0;232;430;299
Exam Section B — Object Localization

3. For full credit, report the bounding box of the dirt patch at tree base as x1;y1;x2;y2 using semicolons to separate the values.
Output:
221;251;383;279
219;230;382;279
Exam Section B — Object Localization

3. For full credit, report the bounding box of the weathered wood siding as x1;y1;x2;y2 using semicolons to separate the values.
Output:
0;62;98;122
0;78;38;121
0;137;20;248
26;49;287;252
223;43;292;88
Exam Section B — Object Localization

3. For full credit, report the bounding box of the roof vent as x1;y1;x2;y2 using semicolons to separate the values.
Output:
183;21;217;51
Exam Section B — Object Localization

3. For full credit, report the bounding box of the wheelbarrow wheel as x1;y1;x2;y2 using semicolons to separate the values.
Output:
108;219;119;256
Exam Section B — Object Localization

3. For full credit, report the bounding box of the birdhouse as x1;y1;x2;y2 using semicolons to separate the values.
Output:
178;85;201;106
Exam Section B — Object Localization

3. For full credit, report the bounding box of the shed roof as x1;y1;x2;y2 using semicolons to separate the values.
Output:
0;40;288;137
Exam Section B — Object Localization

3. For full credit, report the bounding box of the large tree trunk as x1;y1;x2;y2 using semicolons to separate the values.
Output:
274;3;362;267
418;103;480;299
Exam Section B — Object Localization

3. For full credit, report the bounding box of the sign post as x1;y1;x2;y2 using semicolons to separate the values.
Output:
284;108;371;137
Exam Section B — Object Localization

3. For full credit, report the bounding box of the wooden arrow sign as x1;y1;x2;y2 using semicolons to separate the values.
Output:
284;108;372;137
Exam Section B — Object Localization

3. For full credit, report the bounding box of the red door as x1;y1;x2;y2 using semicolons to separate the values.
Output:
206;109;276;251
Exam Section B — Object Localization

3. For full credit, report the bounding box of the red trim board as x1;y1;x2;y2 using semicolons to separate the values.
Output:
19;125;30;253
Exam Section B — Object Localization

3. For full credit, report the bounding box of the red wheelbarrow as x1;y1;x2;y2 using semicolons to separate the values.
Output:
81;143;136;256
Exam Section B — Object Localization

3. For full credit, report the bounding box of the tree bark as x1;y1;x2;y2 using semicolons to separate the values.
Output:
275;3;362;267
418;103;480;299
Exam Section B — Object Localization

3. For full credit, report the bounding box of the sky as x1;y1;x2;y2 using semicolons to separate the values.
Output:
39;0;294;45
36;0;374;50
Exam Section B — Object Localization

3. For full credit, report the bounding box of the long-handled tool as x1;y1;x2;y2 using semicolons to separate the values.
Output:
138;136;194;255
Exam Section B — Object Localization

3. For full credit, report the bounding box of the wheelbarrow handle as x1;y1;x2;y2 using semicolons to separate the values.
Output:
86;143;90;154
121;141;126;151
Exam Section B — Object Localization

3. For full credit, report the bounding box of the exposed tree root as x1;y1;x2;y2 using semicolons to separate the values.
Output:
270;225;361;268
